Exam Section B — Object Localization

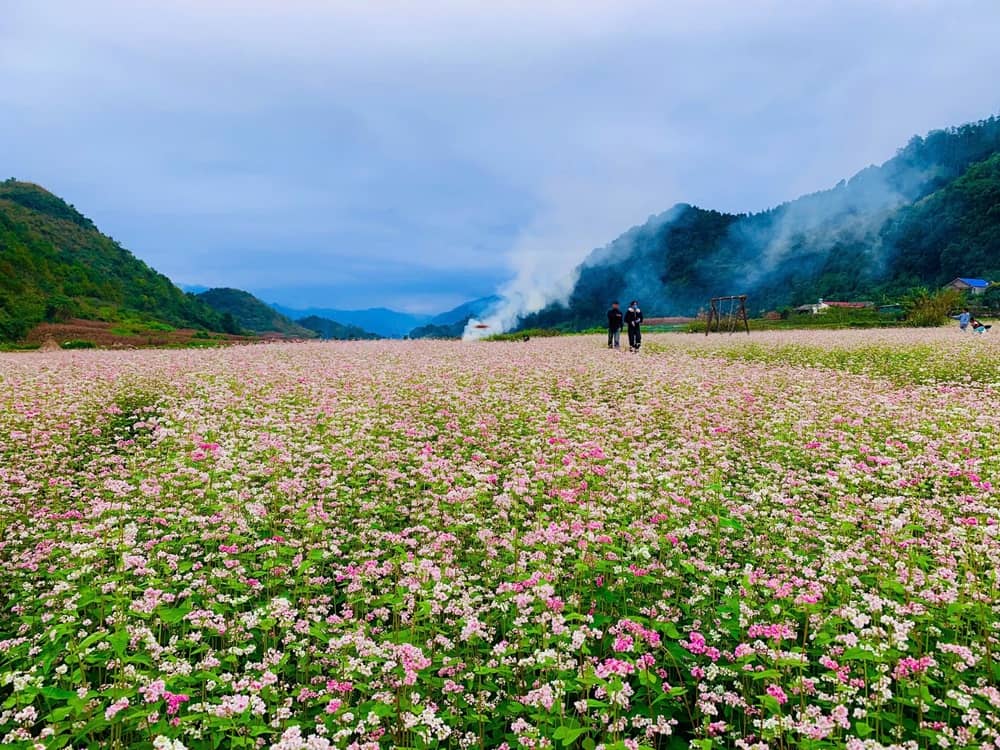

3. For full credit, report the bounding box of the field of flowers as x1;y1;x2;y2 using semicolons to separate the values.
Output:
1;330;999;750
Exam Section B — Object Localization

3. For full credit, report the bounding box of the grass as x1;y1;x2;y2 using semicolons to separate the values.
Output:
484;327;563;341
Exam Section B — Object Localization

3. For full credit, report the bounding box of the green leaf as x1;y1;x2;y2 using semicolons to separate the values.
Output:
760;695;781;713
158;605;191;624
108;629;129;658
48;706;75;722
77;630;108;650
842;647;876;661
855;721;873;737
718;516;744;533
553;726;586;746
41;686;78;701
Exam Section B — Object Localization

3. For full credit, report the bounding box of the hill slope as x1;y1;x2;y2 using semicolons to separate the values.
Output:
297;315;380;340
0;179;224;340
517;116;1000;329
411;295;504;338
271;304;430;338
197;288;316;338
429;295;502;326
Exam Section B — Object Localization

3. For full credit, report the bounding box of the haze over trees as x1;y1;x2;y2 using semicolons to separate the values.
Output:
518;116;1000;330
3;117;999;343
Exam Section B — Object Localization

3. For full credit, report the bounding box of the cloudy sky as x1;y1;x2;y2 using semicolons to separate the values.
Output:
2;1;999;312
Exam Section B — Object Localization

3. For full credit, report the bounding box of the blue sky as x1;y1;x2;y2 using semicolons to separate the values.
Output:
2;1;999;313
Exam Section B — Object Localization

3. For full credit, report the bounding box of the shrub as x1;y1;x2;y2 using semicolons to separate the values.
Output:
902;287;964;327
485;328;562;341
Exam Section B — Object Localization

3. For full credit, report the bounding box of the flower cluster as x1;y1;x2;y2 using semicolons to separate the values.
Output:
1;329;998;748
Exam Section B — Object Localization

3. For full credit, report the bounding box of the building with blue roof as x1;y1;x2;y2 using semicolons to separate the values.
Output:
945;277;991;295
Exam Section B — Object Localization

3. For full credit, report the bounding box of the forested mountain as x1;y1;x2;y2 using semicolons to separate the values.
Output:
0;179;225;340
5;115;997;343
410;295;503;338
518;116;1000;329
271;304;430;338
429;295;502;326
196;288;317;338
296;315;380;340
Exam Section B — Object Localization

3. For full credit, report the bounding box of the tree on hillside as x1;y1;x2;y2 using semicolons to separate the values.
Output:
220;312;242;335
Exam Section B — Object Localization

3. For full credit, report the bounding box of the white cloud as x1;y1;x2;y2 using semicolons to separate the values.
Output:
2;0;999;314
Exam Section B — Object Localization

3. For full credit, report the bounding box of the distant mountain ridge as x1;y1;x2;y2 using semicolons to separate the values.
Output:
0;179;501;344
429;295;502;326
517;115;1000;330
197;288;316;338
270;304;431;338
296;315;380;340
410;295;503;338
7;114;996;344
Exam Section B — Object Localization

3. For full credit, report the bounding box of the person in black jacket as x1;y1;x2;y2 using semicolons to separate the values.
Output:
607;301;623;349
625;300;643;352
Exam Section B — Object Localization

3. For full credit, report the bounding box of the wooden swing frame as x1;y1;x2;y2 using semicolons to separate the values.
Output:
705;295;750;336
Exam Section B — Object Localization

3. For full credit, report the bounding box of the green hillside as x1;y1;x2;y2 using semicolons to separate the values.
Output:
887;151;1000;285
518;115;1000;329
196;288;317;338
0;179;225;341
409;320;467;339
297;315;379;340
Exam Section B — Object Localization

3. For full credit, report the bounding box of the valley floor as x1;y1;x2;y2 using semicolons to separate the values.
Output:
1;332;998;749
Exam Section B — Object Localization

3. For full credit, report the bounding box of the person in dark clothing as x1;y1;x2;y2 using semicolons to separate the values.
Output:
625;300;643;352
607;301;623;349
970;317;992;334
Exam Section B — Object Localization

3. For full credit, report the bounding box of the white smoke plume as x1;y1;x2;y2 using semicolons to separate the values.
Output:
463;176;674;339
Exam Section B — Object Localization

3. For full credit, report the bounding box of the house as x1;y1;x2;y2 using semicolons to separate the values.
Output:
944;278;990;295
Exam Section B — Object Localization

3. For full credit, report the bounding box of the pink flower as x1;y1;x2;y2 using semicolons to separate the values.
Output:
681;631;707;655
595;658;635;678
326;680;353;694
164;692;189;716
765;684;788;705
613;634;634;652
105;697;129;721
893;655;936;680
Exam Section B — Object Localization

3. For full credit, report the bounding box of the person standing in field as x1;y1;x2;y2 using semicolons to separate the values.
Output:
607;300;623;349
957;308;971;331
625;300;643;352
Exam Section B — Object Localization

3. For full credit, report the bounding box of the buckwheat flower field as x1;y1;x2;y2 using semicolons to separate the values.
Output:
2;330;999;750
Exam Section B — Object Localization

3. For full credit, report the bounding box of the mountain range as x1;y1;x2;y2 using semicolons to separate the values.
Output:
269;296;502;338
269;304;430;338
408;295;503;338
192;289;382;340
516;115;1000;330
3;115;998;344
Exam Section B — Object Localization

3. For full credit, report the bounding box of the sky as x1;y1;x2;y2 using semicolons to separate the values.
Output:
2;1;999;313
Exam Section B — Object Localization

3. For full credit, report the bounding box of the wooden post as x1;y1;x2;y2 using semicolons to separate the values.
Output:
705;298;720;335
